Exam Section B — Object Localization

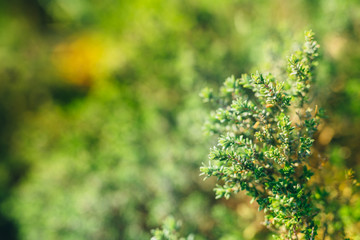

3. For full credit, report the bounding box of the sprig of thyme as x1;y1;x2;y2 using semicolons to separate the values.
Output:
200;30;322;239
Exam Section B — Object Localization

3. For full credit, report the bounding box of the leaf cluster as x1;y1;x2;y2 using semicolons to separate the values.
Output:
200;31;323;239
151;217;193;240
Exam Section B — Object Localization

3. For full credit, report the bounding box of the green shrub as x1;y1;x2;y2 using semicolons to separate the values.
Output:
199;31;356;239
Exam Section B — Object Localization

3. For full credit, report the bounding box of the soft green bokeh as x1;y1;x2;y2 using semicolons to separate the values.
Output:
0;0;359;239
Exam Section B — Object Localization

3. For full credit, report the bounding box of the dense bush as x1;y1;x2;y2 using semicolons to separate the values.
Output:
201;31;322;239
200;31;360;239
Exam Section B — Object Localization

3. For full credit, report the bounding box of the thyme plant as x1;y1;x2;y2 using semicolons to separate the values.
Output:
200;31;323;239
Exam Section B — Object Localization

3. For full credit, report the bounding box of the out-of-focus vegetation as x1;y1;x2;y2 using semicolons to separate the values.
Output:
0;0;359;239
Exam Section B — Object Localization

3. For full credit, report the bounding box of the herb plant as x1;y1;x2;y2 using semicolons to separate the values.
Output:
200;31;322;239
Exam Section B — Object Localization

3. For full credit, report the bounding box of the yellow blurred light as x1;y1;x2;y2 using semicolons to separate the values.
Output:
318;126;335;146
52;33;107;86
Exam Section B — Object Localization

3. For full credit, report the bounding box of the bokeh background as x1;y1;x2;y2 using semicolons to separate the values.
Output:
0;0;360;239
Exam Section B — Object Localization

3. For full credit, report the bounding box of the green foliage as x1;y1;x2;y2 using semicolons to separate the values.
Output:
201;31;325;239
1;1;360;240
151;217;193;240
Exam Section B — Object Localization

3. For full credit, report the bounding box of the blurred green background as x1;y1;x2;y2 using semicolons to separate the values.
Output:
0;0;360;239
